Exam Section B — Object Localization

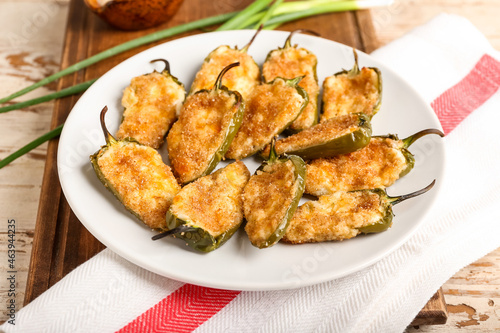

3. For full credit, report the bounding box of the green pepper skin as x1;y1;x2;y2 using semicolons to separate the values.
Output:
261;113;372;160
262;29;320;133
356;188;394;234
90;137;145;222
192;85;244;180
257;155;306;248
165;212;242;252
358;180;436;234
245;140;307;249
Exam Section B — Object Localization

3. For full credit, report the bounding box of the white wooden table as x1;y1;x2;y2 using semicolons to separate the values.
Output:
0;0;499;330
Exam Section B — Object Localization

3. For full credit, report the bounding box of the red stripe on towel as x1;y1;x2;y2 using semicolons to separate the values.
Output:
117;284;240;333
432;54;500;134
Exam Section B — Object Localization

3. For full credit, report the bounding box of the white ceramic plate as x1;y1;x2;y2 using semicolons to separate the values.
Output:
58;30;445;291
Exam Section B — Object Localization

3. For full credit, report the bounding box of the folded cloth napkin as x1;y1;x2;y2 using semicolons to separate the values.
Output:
2;13;500;333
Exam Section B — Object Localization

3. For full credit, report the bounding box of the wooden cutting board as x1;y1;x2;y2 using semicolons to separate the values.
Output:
24;0;447;326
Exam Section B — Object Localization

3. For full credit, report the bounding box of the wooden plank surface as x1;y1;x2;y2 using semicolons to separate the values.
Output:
1;0;499;330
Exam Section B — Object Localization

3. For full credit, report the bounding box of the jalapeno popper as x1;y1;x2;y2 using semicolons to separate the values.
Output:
225;77;308;160
116;59;185;148
189;29;261;100
282;180;435;244
91;106;181;230
305;129;444;196
152;161;250;252
260;113;371;160
244;141;306;248
167;63;244;184
321;49;382;122
262;29;319;132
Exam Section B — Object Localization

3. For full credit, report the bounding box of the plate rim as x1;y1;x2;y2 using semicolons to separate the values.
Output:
57;29;446;291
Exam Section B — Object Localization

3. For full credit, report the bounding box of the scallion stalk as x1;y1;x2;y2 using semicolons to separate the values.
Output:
0;79;96;114
0;124;63;169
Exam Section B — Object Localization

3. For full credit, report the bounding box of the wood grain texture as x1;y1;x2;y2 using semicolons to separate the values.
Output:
0;0;499;330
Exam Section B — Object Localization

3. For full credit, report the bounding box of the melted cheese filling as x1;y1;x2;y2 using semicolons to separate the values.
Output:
244;160;297;245
226;78;306;159
321;67;379;121
190;46;260;100
263;47;319;130
305;137;407;196
283;191;385;243
116;72;185;148
169;161;250;237
261;114;360;157
167;90;237;184
97;142;180;230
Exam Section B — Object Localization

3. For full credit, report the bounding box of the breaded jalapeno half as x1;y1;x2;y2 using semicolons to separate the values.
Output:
282;181;435;244
116;59;185;148
305;129;444;196
189;29;261;100
321;49;382;122
260;113;372;160
225;76;308;160
244;140;306;248
167;63;244;184
262;29;319;132
91;106;181;230
152;161;250;252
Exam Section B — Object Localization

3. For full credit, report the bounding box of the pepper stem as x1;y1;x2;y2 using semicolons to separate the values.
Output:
268;136;278;163
99;106;117;145
388;180;436;205
402;128;445;148
287;75;304;86
151;225;193;241
241;25;263;53
214;62;240;90
348;49;360;77
150;58;170;73
284;29;320;48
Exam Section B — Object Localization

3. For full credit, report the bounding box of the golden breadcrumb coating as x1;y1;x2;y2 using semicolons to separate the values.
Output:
167;90;238;184
169;161;250;237
305;137;407;196
226;78;306;159
263;47;318;131
261;114;360;158
97;141;180;230
321;67;379;121
244;160;297;246
282;191;385;244
190;46;260;100
116;71;185;148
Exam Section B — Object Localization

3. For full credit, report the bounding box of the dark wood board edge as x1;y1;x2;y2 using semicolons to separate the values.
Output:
24;0;447;326
411;288;449;326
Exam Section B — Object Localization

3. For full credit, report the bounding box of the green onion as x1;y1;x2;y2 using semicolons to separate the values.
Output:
216;0;273;31
0;79;95;114
0;12;237;105
0;124;63;169
254;0;283;29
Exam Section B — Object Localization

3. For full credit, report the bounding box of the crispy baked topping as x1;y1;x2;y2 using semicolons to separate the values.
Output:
244;160;298;246
170;161;250;237
226;78;307;159
96;141;180;230
261;114;361;157
190;46;260;100
263;47;318;130
116;72;185;148
167;90;238;184
282;191;385;244
321;67;379;121
305;137;407;196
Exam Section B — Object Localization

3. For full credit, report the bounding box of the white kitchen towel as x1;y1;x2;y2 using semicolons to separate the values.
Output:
2;13;500;333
